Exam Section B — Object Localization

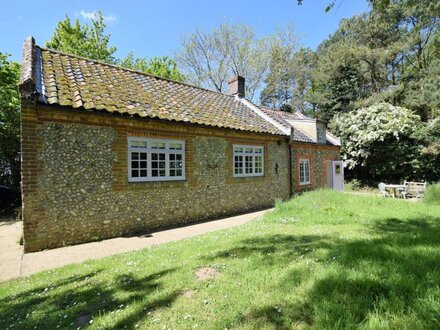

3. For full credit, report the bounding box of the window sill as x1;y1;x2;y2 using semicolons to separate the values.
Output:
299;181;311;186
128;177;186;183
233;174;265;179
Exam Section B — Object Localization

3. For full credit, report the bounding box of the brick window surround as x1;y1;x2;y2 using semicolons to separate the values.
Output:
295;154;315;191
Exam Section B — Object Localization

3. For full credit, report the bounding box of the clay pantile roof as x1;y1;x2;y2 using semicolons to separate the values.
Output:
19;37;285;136
260;106;340;145
259;107;315;143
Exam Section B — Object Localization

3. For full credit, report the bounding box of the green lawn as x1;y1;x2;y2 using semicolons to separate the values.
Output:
1;190;440;329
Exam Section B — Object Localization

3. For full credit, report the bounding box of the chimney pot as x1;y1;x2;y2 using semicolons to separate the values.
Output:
228;75;245;98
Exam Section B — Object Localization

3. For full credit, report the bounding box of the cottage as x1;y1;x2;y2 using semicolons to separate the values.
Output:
19;37;341;252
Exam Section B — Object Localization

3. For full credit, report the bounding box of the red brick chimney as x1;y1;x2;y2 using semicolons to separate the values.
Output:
228;75;245;98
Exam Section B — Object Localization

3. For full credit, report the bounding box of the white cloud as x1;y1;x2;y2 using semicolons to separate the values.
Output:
80;10;117;23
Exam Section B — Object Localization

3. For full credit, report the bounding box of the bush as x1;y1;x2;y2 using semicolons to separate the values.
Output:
424;183;440;205
345;179;361;191
330;103;423;183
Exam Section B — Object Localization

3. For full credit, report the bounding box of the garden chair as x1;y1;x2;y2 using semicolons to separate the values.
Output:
378;183;390;197
397;181;409;199
402;181;427;199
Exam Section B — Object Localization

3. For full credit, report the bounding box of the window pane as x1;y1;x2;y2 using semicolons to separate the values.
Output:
152;169;158;177
245;147;253;153
159;153;165;161
132;152;139;160
152;153;158;161
132;169;139;177
234;147;243;153
255;148;263;154
139;141;147;148
170;154;175;161
169;143;182;150
170;169;176;176
140;169;147;177
131;140;139;148
140;153;147;160
255;156;262;174
245;156;253;174
140;161;147;169
151;142;166;149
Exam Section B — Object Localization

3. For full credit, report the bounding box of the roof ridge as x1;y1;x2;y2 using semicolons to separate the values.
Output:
258;105;307;118
239;98;291;135
38;45;235;98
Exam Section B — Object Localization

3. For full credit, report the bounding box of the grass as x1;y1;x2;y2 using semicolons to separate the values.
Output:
425;183;440;205
344;179;379;195
1;190;440;329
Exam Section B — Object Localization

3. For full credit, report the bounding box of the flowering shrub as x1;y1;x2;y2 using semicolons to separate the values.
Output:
330;102;422;182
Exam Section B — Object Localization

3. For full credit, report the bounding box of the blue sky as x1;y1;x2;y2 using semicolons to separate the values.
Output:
1;0;369;63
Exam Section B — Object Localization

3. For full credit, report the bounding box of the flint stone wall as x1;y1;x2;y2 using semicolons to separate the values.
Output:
291;143;341;192
22;108;290;251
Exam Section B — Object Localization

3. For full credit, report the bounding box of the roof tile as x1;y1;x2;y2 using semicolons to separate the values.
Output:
34;46;284;135
259;107;315;143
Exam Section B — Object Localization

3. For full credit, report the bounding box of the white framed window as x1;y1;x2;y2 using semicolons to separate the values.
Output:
299;159;310;185
128;137;185;182
233;145;264;178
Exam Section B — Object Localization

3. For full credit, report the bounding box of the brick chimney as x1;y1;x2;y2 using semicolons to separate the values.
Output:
19;36;37;99
228;75;245;98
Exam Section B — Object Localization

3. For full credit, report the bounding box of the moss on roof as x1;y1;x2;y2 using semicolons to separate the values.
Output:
28;43;284;135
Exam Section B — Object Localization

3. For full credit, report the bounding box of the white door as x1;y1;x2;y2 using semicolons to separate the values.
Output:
332;161;344;191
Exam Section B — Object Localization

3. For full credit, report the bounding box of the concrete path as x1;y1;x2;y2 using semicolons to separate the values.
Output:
0;209;270;282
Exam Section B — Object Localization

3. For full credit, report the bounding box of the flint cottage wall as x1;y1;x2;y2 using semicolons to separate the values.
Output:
291;142;341;192
21;102;291;252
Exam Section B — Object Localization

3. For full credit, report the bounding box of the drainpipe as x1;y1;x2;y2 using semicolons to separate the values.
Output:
288;127;295;197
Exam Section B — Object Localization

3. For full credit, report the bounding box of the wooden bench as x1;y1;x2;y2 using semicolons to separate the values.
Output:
400;181;427;199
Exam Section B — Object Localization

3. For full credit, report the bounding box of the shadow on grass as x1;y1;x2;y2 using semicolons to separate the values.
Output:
0;268;180;329
204;217;440;328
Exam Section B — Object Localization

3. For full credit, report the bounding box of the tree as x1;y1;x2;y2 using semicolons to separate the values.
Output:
259;30;315;113
296;0;398;12
119;52;185;81
177;23;278;101
307;38;366;122
47;13;185;81
46;11;117;64
0;53;21;204
330;103;423;182
405;59;440;119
